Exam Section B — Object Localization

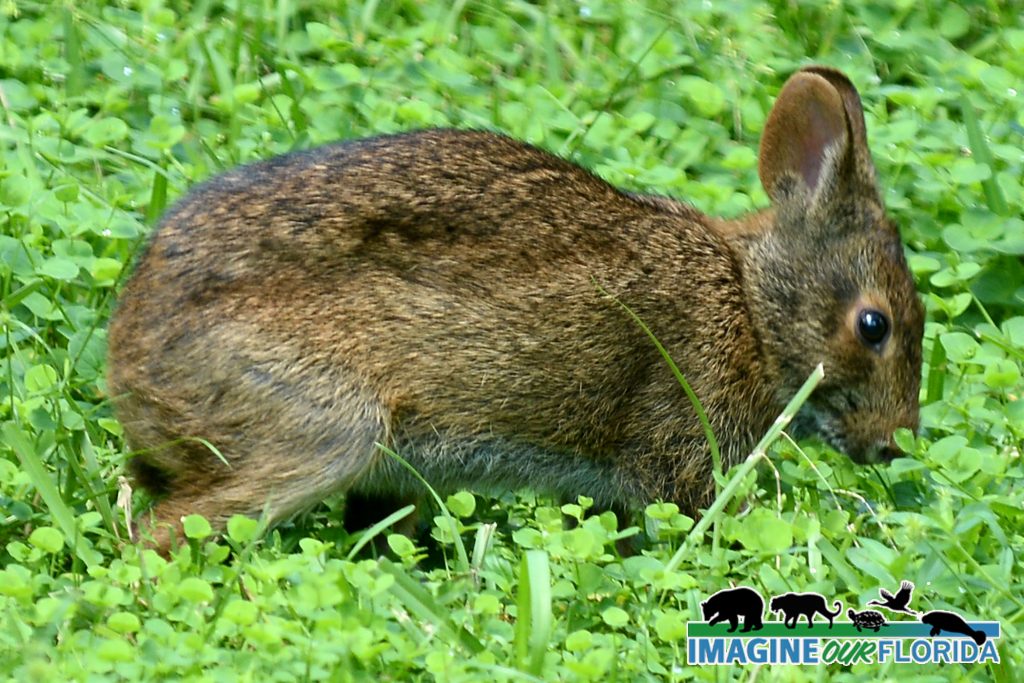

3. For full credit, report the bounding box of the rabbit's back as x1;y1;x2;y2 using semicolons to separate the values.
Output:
112;130;758;446
134;130;709;295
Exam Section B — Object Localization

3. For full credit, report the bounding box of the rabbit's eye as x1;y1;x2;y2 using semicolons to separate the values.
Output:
857;309;889;346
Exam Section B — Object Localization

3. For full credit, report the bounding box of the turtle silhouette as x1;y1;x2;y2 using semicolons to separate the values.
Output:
847;608;886;632
868;580;918;616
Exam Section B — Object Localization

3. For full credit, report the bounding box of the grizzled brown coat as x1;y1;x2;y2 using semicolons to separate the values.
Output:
107;66;924;553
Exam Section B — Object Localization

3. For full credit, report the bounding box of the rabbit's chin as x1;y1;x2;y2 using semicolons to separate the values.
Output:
788;406;894;465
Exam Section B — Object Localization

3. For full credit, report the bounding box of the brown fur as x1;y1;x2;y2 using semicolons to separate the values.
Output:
106;67;924;554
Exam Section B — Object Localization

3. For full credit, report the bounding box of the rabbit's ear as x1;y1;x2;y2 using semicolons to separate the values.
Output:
758;67;877;204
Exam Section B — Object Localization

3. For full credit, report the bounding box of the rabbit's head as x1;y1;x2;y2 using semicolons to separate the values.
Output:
739;66;924;461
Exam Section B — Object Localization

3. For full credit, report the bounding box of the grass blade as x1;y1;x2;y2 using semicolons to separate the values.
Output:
961;94;1009;216
566;23;671;155
375;443;470;571
515;549;553;676
74;431;116;536
925;333;946;405
145;166;169;226
471;522;497;575
345;504;416;561
378;557;484;655
3;280;43;310
3;422;99;567
596;283;722;479
666;363;824;573
63;8;85;98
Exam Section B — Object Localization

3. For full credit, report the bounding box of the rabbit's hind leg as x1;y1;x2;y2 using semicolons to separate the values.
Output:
125;364;391;556
133;418;388;555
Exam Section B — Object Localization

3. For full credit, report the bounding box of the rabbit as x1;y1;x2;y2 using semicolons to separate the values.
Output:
107;66;924;555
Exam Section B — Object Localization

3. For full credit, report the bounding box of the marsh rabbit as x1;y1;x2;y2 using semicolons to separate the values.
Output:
107;66;924;553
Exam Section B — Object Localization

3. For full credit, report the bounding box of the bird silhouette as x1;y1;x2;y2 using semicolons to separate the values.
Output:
868;580;918;616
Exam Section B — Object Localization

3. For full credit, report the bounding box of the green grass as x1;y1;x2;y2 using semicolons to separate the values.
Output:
2;0;1023;680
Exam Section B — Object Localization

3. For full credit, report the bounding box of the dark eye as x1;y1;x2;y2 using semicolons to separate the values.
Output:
857;309;889;346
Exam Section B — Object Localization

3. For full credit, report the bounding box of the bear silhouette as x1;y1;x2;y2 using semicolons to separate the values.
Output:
701;587;765;633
